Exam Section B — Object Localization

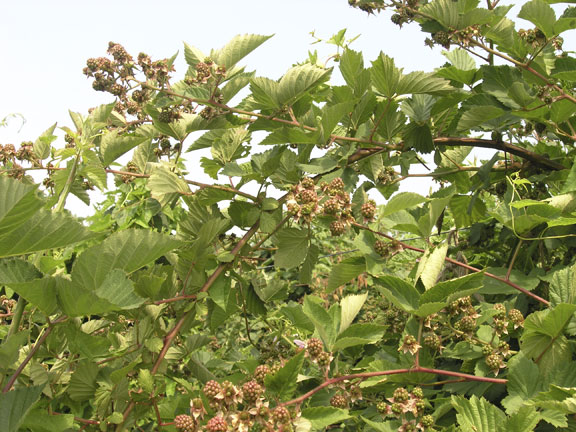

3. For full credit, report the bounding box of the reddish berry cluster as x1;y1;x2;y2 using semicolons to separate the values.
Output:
174;414;195;432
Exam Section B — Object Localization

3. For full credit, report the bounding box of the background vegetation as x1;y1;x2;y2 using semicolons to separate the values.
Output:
2;0;576;430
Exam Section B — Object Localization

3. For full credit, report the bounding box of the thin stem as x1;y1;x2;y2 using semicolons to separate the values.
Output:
506;240;523;280
54;151;81;212
279;367;506;407
4;299;26;342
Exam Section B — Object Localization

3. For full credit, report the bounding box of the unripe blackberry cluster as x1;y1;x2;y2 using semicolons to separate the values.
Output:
272;406;291;424
330;394;348;408
485;353;505;375
241;380;263;404
174;414;195;432
518;28;548;48
83;43;181;120
306;338;324;358
361;200;377;221
203;380;222;399
206;416;227;432
285;177;358;234
253;365;271;385
379;385;431;430
377;166;397;185
423;333;442;351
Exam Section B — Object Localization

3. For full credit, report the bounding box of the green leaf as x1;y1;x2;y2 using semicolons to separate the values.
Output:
19;408;74;432
382;192;427;216
401;94;436;124
0;331;30;367
404;122;434;153
505;405;541;432
0;258;41;284
340;293;368;332
550;262;576;306
452;394;507;432
418;244;448;290
561;156;576;193
81;149;107;190
449;194;487;228
276;64;331;106
396;71;453;96
0;385;45;432
183;42;205;66
71;229;182;292
9;277;61;314
327;256;366;291
0;177;43;237
93;269;145;309
502;352;543;414
375;275;420;313
482;66;527;109
340;49;370;94
458;106;505;131
33;123;57;160
333;323;386;350
260;127;318;145
303;295;337;348
371;53;401;98
274;227;309;269
264;350;305;400
68;361;99;401
0;209;93;258
281;304;315;333
212;34;273;68
519;0;558;38
301;407;350;430
100;131;149;166
228;201;260;228
360;417;395;432
521;304;576;371
420;272;485;305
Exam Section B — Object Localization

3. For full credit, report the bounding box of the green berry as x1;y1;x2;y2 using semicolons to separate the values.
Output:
254;365;270;384
393;387;409;402
411;387;423;399
307;338;323;358
272;406;290;424
374;240;389;257
421;414;434;428
330;220;346;236
361;200;377;220
330;394;348;408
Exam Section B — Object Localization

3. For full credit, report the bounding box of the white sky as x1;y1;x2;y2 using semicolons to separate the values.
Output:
1;1;571;214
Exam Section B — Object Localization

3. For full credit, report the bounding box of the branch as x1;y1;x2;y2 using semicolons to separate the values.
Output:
434;137;566;171
354;223;550;306
2;316;68;393
279;367;506;407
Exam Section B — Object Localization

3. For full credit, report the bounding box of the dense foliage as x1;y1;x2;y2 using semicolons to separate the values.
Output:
2;0;576;430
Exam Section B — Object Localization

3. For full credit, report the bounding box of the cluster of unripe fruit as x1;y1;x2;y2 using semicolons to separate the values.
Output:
173;367;295;432
83;42;176;120
420;297;524;376
377;386;435;431
287;177;378;236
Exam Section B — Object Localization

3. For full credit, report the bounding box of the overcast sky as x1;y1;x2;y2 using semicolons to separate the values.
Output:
1;1;570;215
